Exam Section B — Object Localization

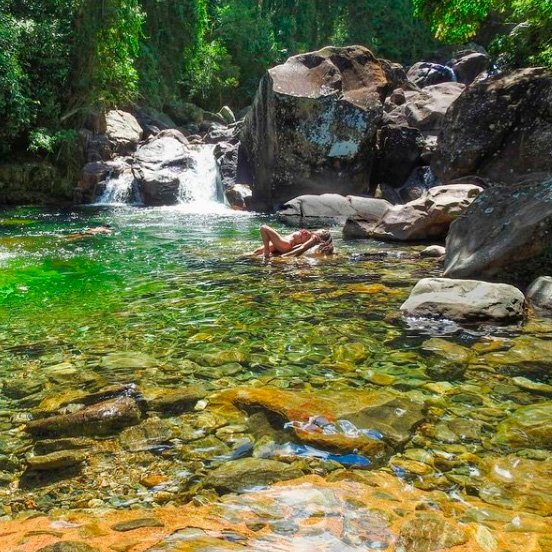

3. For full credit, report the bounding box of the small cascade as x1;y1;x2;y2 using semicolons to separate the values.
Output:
93;142;226;212
95;169;138;206
177;144;223;211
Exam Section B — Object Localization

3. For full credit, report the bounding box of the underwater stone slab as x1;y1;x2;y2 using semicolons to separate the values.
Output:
26;397;142;438
204;458;304;492
493;402;552;450
37;543;100;552
401;278;525;323
26;450;86;471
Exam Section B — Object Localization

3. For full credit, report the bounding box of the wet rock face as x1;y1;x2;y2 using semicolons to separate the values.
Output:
444;179;552;285
277;193;390;227
343;184;481;241
432;67;552;186
401;278;525;323
132;129;195;206
25;396;142;438
451;51;489;85
241;46;397;210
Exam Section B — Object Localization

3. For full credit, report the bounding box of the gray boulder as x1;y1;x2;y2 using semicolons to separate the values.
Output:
344;184;481;241
101;110;143;155
278;194;390;227
407;62;457;88
400;278;525;323
241;46;400;210
433;67;552;186
526;276;552;311
444;179;552;286
451;52;489;85
132;130;195;206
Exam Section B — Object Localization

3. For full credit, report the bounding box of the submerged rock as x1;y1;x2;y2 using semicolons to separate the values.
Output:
146;385;208;414
112;518;164;532
444;179;552;285
204;458;304;492
26;397;142;438
119;417;174;452
494;402;552;449
215;387;424;459
241;45;399;210
401;278;525;323
398;512;467;552
343;184;481;241
37;543;100;552
26;450;86;471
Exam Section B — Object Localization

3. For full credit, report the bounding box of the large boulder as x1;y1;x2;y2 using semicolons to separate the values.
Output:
407;62;457;88
384;82;465;136
101;110;143;155
132;130;195;206
451;51;490;85
432;67;552;185
400;278;525;323
277;193;390;227
241;46;401;210
343;184;481;241
444;179;552;285
526;276;552;311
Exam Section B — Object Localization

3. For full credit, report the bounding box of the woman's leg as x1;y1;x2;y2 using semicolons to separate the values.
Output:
260;225;293;256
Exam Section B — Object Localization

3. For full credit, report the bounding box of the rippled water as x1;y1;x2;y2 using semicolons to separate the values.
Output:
0;205;551;548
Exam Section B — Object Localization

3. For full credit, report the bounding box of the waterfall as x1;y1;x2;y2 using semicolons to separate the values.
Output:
93;143;226;212
95;169;138;206
176;144;225;212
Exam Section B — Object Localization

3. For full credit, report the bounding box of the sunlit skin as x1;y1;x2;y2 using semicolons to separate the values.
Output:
250;225;334;259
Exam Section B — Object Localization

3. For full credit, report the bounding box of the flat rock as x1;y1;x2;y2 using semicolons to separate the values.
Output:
111;518;164;532
26;450;86;471
494;402;552;449
37;542;100;552
400;278;525;323
204;458;304;492
26;397;142;438
146;385;208;414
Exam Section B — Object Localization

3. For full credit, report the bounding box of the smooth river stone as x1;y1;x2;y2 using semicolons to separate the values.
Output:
493;402;552;450
204;458;304;492
26;450;86;471
37;542;100;552
26;397;142;438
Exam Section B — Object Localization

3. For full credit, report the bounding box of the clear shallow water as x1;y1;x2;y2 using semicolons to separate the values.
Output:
0;205;551;541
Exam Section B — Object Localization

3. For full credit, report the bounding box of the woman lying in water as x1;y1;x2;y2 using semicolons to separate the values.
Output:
250;225;334;260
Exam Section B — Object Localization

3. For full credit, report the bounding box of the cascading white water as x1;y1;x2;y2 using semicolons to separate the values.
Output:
174;144;227;213
93;143;227;212
95;170;137;205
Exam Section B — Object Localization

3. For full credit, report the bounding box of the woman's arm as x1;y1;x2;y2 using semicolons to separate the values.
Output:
281;236;318;257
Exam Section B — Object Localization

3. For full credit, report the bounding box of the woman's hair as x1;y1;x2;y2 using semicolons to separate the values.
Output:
314;229;334;254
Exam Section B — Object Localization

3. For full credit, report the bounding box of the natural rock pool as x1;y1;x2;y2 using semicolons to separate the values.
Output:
0;206;550;551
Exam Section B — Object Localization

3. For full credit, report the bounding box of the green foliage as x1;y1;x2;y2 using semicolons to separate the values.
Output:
414;0;552;69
